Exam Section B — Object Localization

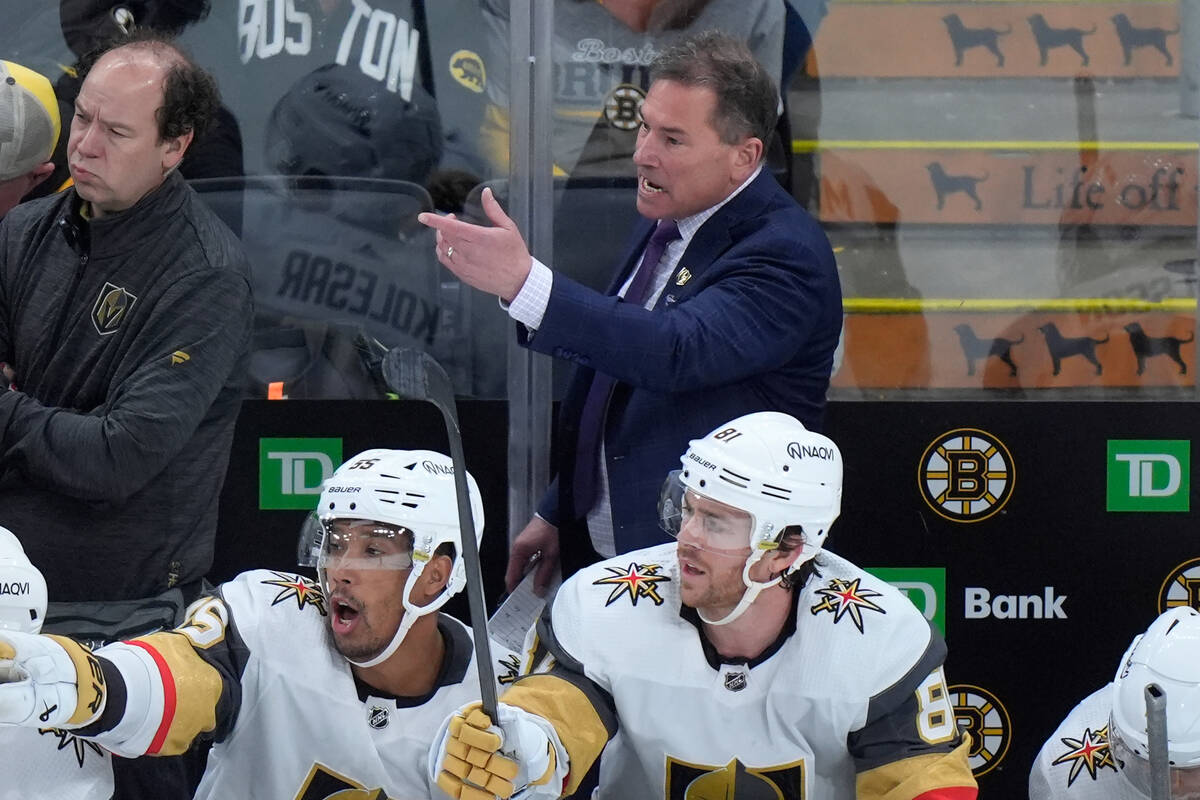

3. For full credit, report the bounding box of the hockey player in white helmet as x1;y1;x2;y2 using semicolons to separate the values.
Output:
0;449;500;799
0;526;115;799
1030;606;1200;799
431;412;977;800
0;526;46;635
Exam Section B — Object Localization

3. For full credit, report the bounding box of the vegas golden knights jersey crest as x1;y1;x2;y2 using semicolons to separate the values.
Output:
91;282;138;336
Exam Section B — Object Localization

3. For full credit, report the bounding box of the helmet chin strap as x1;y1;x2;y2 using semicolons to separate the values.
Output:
345;567;423;668
349;607;417;668
347;567;456;669
697;547;817;626
698;550;780;626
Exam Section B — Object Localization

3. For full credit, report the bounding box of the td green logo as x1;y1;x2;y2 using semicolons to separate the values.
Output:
1107;440;1190;512
866;567;946;635
259;438;343;510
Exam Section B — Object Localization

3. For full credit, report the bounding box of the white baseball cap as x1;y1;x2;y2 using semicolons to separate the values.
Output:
0;60;60;182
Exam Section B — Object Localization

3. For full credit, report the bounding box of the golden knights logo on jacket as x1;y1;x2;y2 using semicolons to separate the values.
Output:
91;283;137;335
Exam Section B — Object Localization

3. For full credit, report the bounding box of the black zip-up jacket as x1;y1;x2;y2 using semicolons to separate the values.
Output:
0;170;253;602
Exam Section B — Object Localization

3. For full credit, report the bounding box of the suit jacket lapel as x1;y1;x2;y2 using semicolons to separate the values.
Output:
655;170;777;308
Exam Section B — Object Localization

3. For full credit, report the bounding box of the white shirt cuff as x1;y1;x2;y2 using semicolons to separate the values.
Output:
506;257;553;330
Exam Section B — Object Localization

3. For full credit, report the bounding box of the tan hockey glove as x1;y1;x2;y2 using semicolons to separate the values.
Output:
434;702;560;800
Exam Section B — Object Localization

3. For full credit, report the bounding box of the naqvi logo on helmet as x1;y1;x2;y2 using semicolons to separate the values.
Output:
787;440;838;461
91;282;137;335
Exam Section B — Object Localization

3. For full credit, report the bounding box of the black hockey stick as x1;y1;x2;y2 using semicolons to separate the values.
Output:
1146;683;1170;800
382;348;498;719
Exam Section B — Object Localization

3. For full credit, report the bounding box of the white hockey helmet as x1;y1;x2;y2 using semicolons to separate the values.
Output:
659;412;841;625
1110;607;1200;800
298;448;484;668
0;526;47;634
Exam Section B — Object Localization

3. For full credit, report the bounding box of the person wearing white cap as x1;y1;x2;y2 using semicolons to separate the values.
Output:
0;60;60;217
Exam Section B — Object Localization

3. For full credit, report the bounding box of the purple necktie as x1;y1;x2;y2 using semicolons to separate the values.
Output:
571;220;681;516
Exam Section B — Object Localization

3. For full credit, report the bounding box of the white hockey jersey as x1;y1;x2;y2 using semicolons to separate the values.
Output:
0;726;113;800
504;543;977;800
1029;685;1145;800
78;570;488;800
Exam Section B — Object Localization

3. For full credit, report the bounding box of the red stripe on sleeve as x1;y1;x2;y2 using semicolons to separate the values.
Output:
128;640;177;755
914;787;978;800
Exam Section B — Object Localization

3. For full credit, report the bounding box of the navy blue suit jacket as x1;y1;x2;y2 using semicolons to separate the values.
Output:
518;170;841;564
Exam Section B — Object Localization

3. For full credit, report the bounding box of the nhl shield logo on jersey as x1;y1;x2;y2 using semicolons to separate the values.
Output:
1159;558;1200;613
592;562;670;607
261;572;327;616
1050;723;1117;786
665;756;804;800
91;282;138;336
366;705;389;730
723;667;748;692
950;683;1012;777
809;577;886;633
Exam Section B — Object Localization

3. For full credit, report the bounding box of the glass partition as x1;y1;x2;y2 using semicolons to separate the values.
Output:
2;0;1196;514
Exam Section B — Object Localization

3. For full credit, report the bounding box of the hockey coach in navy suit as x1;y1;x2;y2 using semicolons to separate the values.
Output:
419;30;841;591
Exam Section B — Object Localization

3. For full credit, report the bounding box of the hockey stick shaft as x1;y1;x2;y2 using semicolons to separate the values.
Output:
382;348;498;719
1146;683;1170;800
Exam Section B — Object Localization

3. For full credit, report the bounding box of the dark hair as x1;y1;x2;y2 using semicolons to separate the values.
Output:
650;30;778;149
776;525;821;590
76;27;219;142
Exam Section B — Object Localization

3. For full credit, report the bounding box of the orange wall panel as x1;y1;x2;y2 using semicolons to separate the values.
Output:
813;3;1180;78
819;148;1196;225
834;310;1195;388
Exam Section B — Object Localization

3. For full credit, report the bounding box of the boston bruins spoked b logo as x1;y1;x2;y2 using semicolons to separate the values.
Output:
1159;558;1200;613
919;428;1014;522
950;684;1011;777
605;83;646;131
